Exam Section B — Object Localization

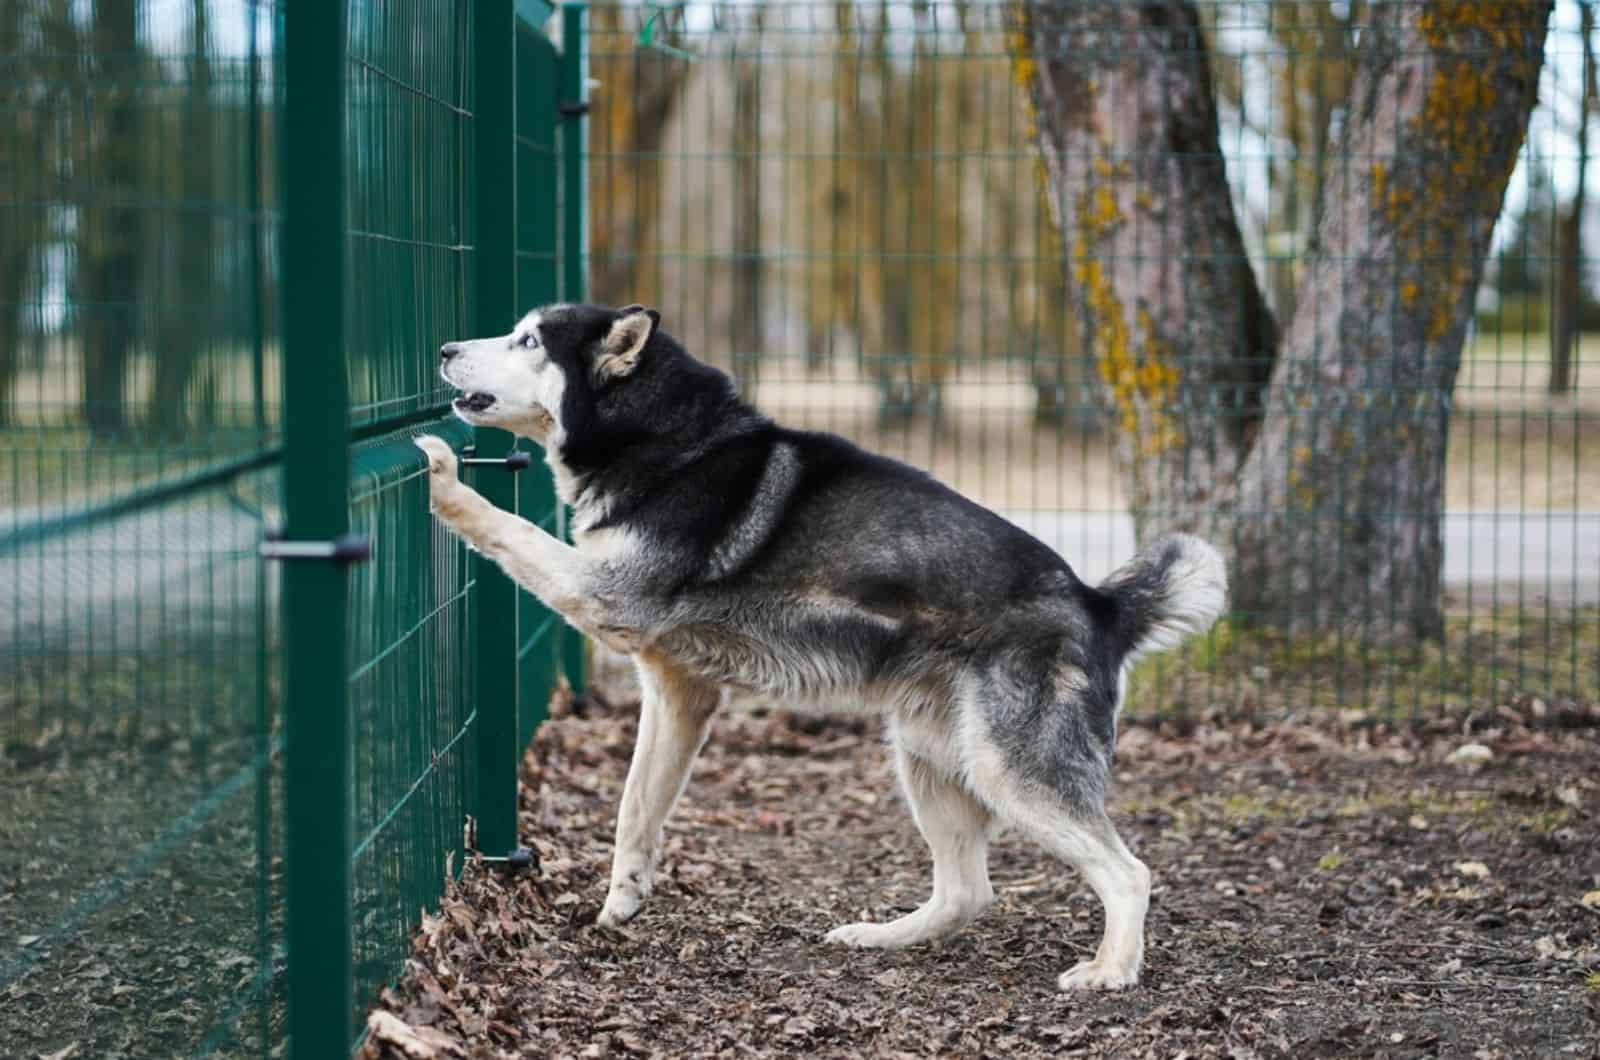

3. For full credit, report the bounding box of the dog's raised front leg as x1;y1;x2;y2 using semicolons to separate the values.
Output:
598;651;720;928
415;436;586;617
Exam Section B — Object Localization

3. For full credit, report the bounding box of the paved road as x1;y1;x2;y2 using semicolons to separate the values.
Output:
2;501;267;652
1006;510;1599;607
3;506;1594;651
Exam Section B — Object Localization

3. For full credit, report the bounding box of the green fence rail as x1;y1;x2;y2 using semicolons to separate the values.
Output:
2;2;584;1056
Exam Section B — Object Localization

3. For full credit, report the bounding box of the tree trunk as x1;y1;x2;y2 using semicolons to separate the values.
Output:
151;0;212;432
587;4;692;303
1014;0;1278;530
0;3;33;426
80;0;141;437
1551;0;1594;396
1017;0;1549;639
729;33;764;388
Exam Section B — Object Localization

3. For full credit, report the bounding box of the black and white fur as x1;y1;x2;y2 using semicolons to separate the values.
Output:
417;303;1226;991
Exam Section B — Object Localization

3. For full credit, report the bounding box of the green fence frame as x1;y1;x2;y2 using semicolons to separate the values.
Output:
280;1;354;1053
275;2;584;1055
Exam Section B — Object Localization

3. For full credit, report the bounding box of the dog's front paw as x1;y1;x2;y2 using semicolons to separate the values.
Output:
596;889;642;929
1056;959;1138;992
414;434;459;479
414;435;464;513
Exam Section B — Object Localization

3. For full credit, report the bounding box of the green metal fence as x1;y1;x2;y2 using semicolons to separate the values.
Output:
584;0;1597;719
2;2;582;1056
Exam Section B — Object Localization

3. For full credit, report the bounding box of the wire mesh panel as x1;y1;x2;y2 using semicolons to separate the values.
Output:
5;1;572;1056
345;424;476;1026
332;0;478;1044
584;0;1597;719
345;0;472;434
0;2;283;1056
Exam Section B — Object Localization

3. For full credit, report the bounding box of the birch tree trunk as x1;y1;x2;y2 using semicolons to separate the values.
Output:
1016;0;1550;639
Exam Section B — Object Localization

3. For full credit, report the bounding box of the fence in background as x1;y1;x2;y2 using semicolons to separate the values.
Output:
0;2;583;1056
584;0;1597;719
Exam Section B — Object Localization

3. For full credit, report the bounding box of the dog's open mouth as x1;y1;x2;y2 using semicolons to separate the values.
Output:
454;392;496;413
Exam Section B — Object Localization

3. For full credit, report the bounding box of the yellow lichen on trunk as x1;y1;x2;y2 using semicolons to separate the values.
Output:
1400;1;1542;339
1071;184;1181;457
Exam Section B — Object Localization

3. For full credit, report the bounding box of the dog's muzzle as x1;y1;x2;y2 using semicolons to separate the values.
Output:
454;392;496;413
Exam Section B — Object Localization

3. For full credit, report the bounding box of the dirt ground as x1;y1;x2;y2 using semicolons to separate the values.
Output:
361;691;1600;1060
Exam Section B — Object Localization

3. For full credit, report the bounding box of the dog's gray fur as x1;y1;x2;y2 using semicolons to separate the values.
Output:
417;302;1226;991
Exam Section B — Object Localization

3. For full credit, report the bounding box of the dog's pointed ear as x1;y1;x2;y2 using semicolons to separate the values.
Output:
594;305;659;383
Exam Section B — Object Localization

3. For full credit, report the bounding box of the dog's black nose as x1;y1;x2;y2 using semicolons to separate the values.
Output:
439;343;460;363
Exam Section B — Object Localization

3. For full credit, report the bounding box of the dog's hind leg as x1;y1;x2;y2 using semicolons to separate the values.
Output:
597;651;720;928
992;777;1150;990
1033;810;1149;990
968;654;1151;989
826;742;994;948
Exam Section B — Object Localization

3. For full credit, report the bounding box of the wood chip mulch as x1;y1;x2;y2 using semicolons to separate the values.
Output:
361;693;1600;1059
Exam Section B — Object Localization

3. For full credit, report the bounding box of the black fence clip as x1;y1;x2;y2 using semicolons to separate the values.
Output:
481;847;537;873
461;445;533;472
260;531;372;564
558;101;589;118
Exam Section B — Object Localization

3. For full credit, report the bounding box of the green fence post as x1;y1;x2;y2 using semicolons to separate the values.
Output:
558;1;589;698
281;0;354;1055
470;0;526;863
514;8;562;744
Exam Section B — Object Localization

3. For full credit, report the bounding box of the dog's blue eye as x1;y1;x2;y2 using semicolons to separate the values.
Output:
521;332;540;350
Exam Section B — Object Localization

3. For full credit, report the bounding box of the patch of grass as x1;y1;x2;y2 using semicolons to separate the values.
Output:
1317;847;1348;872
1129;609;1600;717
1522;808;1573;836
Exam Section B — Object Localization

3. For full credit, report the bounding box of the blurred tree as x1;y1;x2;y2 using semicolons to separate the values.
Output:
1016;0;1549;639
0;4;36;426
799;0;1008;422
0;2;80;426
1205;3;1363;320
1493;152;1555;300
729;3;766;387
149;0;214;433
1551;0;1595;394
588;3;693;304
80;0;142;436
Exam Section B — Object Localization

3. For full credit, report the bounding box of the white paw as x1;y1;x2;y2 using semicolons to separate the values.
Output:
413;435;459;479
1056;959;1138;992
825;920;919;949
596;889;641;929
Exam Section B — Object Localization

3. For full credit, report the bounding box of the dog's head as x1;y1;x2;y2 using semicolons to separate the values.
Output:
438;302;663;446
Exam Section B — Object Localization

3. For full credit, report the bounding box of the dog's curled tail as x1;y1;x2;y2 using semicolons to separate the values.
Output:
1098;533;1228;664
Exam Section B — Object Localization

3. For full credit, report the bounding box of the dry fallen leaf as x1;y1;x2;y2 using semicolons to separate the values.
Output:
1446;743;1494;770
1454;861;1491;880
366;1011;464;1059
38;1045;79;1060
